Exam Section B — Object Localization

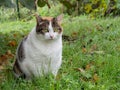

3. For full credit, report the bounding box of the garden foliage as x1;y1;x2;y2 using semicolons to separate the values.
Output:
0;0;120;17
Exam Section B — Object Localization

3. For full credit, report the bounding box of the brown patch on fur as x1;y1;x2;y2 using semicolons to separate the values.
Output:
17;37;26;62
35;15;63;34
58;27;63;33
36;19;49;34
52;18;63;33
42;17;53;21
13;60;23;75
13;37;27;78
12;34;28;78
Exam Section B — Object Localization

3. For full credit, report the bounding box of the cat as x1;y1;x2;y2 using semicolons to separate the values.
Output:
13;14;63;79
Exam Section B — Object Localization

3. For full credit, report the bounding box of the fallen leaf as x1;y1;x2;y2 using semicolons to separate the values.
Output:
75;68;85;72
8;40;17;47
0;54;8;64
94;51;104;54
72;32;78;37
90;44;97;51
6;50;14;58
85;64;91;70
116;46;120;51
55;74;61;80
93;73;99;82
82;48;87;53
0;54;8;71
75;68;92;79
0;66;4;70
88;44;104;55
13;33;17;37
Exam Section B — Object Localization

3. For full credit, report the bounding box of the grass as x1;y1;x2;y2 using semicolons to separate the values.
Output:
0;7;120;90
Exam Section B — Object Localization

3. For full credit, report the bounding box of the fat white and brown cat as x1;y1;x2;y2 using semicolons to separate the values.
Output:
13;14;63;79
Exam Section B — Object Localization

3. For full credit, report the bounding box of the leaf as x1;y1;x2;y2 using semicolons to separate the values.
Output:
85;64;91;70
84;4;92;13
94;51;104;54
93;73;99;82
88;44;104;55
75;68;92;79
0;66;4;70
8;40;17;47
0;0;16;8
0;50;14;71
59;0;73;9
82;47;87;53
71;32;78;38
13;33;17;38
0;54;8;65
55;74;61;80
0;50;14;63
19;0;36;10
90;44;97;51
6;50;14;58
37;0;46;7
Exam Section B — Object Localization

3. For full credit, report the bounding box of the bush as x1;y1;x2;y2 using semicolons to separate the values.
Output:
58;0;120;18
1;0;120;18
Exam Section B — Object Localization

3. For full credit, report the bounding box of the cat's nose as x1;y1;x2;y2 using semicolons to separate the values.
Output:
50;35;54;39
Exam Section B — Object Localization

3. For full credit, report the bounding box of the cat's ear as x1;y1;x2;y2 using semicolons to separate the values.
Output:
56;14;63;24
35;14;42;25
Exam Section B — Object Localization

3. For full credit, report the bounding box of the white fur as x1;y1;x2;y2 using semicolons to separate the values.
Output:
19;26;62;79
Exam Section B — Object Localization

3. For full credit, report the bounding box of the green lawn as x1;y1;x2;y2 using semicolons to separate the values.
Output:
0;8;120;90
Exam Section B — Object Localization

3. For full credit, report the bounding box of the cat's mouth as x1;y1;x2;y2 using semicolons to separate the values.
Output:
49;38;55;40
48;35;56;40
48;36;57;40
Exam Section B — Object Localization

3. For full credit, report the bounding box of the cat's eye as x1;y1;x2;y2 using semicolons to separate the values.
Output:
54;27;62;32
42;29;48;33
44;29;48;32
54;27;58;32
58;27;61;31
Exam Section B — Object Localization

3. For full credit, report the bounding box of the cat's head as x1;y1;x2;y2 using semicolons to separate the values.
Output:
35;14;63;40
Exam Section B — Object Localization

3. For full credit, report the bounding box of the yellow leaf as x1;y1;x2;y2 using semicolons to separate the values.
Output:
72;32;77;37
85;64;91;70
75;68;92;79
93;73;99;82
84;4;92;13
6;50;14;58
13;33;17;37
8;40;17;47
0;65;4;70
90;44;97;51
0;54;8;65
82;48;87;53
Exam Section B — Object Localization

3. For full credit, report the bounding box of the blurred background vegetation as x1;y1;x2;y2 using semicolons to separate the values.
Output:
1;1;120;90
0;0;120;19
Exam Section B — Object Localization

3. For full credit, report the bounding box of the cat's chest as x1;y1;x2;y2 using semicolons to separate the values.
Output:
24;39;62;62
30;44;60;59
